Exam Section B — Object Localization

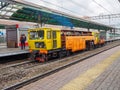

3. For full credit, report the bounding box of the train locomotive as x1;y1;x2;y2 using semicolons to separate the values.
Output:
28;28;105;62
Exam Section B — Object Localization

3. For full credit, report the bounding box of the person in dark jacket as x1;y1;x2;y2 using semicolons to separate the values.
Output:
20;34;26;50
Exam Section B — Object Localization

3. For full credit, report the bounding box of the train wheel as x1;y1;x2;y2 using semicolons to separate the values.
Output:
29;53;34;60
35;55;45;62
66;50;70;56
45;54;48;61
40;54;47;62
58;51;62;58
36;57;41;62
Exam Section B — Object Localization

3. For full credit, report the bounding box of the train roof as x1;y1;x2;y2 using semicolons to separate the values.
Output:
28;27;61;31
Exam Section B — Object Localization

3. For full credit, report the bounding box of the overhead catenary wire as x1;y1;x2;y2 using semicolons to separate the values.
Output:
39;0;115;16
92;0;112;14
39;0;83;15
31;0;120;28
70;0;94;13
104;0;117;11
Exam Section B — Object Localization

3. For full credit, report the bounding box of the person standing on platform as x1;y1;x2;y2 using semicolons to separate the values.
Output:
20;34;26;50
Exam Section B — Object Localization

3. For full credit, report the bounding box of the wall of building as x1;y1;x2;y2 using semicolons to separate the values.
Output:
0;29;6;44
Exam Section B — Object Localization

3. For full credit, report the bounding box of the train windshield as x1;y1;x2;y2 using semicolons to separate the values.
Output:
29;30;44;40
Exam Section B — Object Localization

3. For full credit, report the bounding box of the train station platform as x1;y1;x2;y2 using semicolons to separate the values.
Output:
0;46;29;58
18;45;120;90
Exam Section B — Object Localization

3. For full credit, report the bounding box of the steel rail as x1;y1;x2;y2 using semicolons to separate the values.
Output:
4;41;120;90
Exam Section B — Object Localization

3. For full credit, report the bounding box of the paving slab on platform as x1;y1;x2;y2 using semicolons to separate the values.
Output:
0;47;29;58
18;46;120;90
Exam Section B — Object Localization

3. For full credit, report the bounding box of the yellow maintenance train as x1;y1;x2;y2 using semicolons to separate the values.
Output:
28;28;105;62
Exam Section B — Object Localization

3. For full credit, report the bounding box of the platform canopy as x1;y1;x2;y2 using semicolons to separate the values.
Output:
0;0;114;30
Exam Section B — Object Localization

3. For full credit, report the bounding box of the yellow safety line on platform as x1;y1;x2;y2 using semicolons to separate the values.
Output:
60;51;120;90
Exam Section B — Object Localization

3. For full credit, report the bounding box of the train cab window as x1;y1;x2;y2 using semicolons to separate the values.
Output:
47;31;51;39
38;30;44;39
30;31;44;40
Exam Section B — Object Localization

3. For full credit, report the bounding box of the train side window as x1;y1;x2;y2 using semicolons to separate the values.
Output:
53;31;56;39
61;32;64;36
47;31;51;39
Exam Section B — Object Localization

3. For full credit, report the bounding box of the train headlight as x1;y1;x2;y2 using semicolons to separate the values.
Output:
35;42;45;48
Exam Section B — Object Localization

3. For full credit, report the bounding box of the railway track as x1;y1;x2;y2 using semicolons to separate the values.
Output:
1;40;120;90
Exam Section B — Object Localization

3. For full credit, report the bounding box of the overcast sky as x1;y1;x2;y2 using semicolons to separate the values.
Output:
24;0;120;28
24;0;120;16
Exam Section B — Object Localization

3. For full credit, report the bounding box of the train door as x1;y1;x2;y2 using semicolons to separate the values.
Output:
6;25;18;48
46;30;52;50
52;31;57;49
82;37;86;50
